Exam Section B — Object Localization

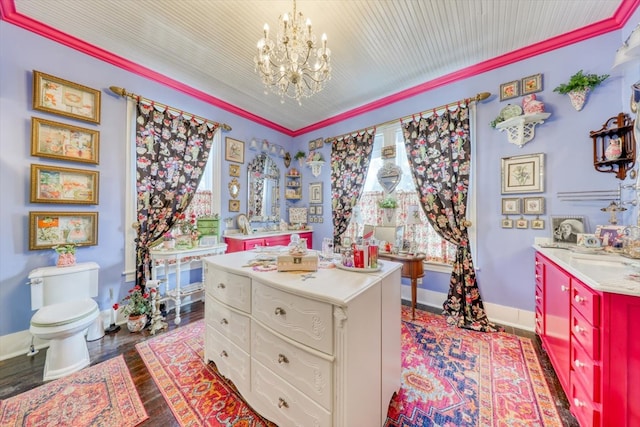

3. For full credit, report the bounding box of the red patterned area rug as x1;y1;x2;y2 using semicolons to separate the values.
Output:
384;306;562;427
0;355;147;427
136;321;275;427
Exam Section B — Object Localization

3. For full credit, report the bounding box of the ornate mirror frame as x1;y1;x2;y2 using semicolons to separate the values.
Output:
247;153;281;223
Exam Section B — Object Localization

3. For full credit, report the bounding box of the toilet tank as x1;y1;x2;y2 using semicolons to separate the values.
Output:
29;262;100;310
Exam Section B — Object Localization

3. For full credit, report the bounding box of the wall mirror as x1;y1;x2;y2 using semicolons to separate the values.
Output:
247;153;281;223
228;178;240;199
377;161;402;193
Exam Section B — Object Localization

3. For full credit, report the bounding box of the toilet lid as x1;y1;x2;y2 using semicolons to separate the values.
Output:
31;298;98;327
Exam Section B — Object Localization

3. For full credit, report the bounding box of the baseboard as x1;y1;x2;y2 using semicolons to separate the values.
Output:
401;285;535;332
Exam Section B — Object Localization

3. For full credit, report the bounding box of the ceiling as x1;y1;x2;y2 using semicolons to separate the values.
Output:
3;0;636;134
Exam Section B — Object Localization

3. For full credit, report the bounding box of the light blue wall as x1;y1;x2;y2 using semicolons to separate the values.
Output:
1;14;638;336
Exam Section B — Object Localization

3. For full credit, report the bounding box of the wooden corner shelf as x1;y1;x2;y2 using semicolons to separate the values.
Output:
589;112;636;180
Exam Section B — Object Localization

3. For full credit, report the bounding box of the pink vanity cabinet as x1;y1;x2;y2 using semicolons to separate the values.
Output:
225;231;313;253
535;251;640;427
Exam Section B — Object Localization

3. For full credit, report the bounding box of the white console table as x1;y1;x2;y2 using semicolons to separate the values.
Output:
150;243;226;324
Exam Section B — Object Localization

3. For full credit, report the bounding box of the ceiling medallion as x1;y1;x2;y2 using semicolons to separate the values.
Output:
254;0;332;104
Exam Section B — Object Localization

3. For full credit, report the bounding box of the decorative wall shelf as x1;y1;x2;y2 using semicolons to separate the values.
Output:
589;112;636;180
307;160;325;177
285;172;302;200
495;112;551;147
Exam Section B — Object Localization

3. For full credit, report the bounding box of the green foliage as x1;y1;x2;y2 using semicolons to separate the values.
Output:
294;150;306;159
379;196;398;209
113;285;152;317
553;70;609;94
53;244;76;255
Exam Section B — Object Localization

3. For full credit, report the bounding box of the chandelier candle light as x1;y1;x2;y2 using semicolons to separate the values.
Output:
255;0;331;104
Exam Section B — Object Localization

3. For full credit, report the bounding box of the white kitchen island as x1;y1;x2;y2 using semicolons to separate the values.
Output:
203;250;402;427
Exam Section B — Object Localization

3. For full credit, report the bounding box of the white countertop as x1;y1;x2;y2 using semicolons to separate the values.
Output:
534;245;640;297
223;229;313;240
203;249;403;306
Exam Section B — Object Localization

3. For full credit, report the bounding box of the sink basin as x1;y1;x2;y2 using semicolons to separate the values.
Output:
569;253;627;268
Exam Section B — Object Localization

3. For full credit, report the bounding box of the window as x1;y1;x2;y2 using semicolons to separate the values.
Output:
342;124;457;265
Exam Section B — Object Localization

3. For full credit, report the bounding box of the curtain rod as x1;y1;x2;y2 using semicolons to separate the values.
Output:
325;91;491;143
109;86;232;132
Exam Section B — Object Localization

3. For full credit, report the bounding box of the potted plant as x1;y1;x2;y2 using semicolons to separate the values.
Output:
53;244;76;267
379;196;398;225
553;69;610;111
294;150;306;167
113;285;152;332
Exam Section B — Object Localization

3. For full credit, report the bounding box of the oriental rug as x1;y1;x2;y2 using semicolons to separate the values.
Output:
384;306;562;427
136;321;275;427
0;355;148;427
137;307;562;427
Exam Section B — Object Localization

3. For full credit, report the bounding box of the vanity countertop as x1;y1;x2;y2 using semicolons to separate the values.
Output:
224;228;313;240
534;245;640;297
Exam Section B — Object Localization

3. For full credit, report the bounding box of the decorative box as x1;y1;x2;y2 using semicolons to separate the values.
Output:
197;217;219;237
277;254;318;272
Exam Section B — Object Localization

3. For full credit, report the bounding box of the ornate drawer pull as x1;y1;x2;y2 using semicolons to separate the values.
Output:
560;285;569;292
573;325;584;334
574;359;586;368
275;307;286;316
220;318;228;325
574;295;585;303
278;354;289;364
573;398;585;407
217;282;226;289
535;295;541;300
220;350;228;358
278;398;289;409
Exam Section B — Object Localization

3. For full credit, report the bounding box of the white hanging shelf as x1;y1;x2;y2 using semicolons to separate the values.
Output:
307;160;325;177
496;112;551;147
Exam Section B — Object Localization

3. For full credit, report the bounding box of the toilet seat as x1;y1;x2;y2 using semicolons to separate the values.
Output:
31;298;98;327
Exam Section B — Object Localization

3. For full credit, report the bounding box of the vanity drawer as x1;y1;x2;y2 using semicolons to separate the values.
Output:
571;309;599;360
251;358;332;427
571;339;600;403
205;267;251;313
252;280;333;355
205;325;250;396
252;320;333;410
205;294;251;353
570;374;601;427
571;278;600;326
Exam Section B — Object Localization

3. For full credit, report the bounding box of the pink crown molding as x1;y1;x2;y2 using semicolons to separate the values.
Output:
2;0;638;137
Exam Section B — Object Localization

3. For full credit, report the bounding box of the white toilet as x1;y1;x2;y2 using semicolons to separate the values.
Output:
28;262;101;381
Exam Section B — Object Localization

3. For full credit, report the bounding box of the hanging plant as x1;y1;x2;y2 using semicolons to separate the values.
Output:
553;70;609;111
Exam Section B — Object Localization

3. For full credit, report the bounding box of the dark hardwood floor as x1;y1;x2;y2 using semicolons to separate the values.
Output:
0;301;578;426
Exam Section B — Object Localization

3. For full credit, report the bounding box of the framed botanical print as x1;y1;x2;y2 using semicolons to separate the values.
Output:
31;164;99;204
501;218;513;228
225;137;244;164
501;153;544;194
309;182;323;204
229;199;240;212
523;197;545;215
32;70;101;124
531;218;545;230
516;218;529;229
501;198;521;215
29;211;98;250
31;117;100;164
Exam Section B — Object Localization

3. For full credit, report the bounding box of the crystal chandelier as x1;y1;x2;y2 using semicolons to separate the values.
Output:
254;0;331;104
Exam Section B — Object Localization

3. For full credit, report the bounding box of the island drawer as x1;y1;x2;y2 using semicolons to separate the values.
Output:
205;294;251;352
205;266;251;313
205;325;250;396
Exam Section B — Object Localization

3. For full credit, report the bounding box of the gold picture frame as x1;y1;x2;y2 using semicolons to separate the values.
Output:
31;164;99;204
229;199;240;212
225;137;245;164
32;70;101;124
229;164;240;177
29;211;99;250
31;117;99;164
382;145;396;159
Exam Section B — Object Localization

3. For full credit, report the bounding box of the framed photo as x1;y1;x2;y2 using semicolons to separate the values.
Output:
501;218;513;228
382;145;396;159
32;70;101;124
309;206;316;215
225;137;244;164
499;80;520;101
31;164;99;204
531;219;545;230
501;198;521;215
516;218;529;229
595;225;626;248
551;216;586;244
29;211;98;250
31;117;99;164
229;164;240;177
316;205;323;215
521;73;543;95
309;182;323;204
319;217;323;223
229;199;240;212
501;153;544;194
523;197;545;215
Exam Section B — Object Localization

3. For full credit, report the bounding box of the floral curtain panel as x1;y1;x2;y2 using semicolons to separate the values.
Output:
402;106;499;332
329;131;375;247
135;103;218;288
342;190;457;263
